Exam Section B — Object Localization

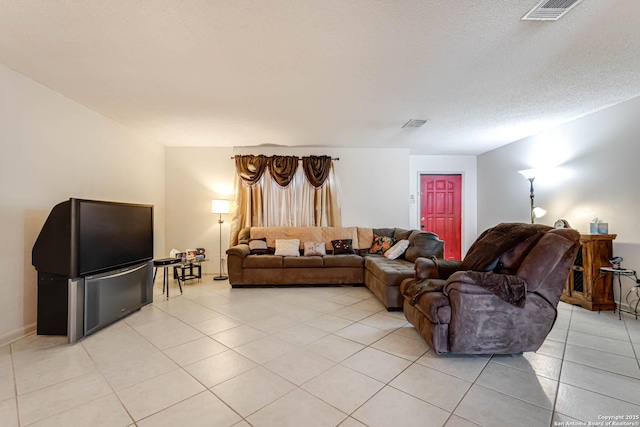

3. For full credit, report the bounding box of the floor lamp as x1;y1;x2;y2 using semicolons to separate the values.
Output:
518;169;547;224
211;199;230;281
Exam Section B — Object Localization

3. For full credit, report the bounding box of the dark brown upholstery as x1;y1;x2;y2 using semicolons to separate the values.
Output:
226;227;444;310
400;223;580;354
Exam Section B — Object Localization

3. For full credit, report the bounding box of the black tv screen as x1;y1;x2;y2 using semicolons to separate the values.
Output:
77;200;154;276
33;198;154;278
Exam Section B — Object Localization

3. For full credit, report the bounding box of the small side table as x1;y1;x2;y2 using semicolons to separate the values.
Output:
173;259;208;283
599;267;639;319
153;258;183;300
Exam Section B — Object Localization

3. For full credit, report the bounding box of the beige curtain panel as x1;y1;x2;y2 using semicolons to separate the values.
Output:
229;155;341;245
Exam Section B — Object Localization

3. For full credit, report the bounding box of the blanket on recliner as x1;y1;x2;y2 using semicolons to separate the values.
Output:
407;271;526;308
449;270;526;307
460;223;551;272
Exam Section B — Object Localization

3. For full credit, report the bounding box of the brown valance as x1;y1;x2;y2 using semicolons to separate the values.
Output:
302;155;332;188
269;156;298;187
235;155;268;185
234;154;334;188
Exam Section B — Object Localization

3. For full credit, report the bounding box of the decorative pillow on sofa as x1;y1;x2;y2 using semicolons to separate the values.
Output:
304;242;326;256
274;239;301;257
369;234;397;254
384;239;410;260
332;239;355;255
248;238;269;255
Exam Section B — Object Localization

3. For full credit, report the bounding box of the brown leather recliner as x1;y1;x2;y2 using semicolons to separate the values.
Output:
400;223;580;354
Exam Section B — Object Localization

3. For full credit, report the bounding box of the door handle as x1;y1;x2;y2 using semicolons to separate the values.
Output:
420;224;425;229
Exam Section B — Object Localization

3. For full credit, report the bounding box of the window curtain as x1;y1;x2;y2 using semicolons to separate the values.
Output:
229;155;341;245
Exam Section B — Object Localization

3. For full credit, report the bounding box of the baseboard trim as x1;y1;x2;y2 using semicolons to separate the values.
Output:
0;323;37;347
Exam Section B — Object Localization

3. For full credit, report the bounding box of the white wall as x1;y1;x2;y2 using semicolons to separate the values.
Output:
478;95;640;309
164;147;236;275
409;155;477;256
0;65;165;345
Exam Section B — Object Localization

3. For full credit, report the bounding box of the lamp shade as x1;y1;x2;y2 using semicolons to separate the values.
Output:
211;199;230;214
518;169;536;180
532;206;547;219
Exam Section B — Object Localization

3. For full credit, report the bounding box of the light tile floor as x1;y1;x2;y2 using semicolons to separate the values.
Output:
1;279;640;426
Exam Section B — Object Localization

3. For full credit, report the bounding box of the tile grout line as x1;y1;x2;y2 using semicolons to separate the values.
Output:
9;342;21;427
549;305;573;426
622;313;640;371
9;287;639;427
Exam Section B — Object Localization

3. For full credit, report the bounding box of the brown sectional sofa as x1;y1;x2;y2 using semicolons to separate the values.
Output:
226;226;444;310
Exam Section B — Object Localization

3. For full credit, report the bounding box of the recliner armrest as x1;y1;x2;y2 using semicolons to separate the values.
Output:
414;257;462;280
444;271;527;308
444;280;500;296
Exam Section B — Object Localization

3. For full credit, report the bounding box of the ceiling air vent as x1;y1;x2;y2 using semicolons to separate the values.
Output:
522;0;584;21
402;119;428;129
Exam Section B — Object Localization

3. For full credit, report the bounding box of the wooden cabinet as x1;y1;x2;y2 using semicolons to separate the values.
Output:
561;234;616;310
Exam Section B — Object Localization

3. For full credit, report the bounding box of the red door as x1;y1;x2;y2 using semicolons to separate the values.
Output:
420;174;462;260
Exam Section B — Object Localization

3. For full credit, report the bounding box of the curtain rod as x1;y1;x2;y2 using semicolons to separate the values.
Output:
230;156;339;160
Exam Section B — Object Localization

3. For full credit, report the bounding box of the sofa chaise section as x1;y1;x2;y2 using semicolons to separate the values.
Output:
364;256;416;311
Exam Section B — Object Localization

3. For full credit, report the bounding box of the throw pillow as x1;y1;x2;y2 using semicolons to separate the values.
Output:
304;241;326;256
248;238;269;255
274;239;301;257
369;234;397;254
384;239;410;260
331;239;355;255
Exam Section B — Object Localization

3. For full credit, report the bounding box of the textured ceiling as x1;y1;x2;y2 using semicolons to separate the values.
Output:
1;0;639;154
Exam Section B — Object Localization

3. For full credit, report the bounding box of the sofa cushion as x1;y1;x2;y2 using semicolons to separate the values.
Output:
249;238;269;255
322;227;359;251
405;231;444;263
372;228;395;238
275;239;301;257
369;234;396;254
251;227;322;248
243;255;283;268
385;239;410;260
357;227;374;250
365;256;415;287
238;227;251;244
332;239;355;255
393;228;412;241
304;241;326;256
323;254;364;268
283;256;324;267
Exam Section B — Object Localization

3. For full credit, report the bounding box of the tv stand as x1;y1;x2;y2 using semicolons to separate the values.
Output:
37;261;153;343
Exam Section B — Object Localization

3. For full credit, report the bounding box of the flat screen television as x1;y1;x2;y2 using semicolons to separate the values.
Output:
33;198;154;278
